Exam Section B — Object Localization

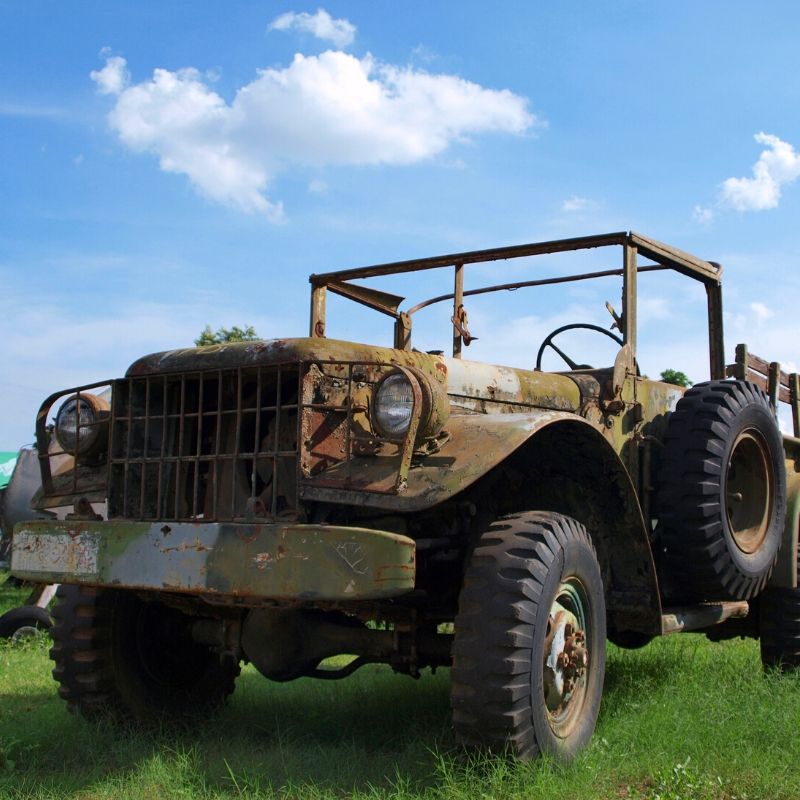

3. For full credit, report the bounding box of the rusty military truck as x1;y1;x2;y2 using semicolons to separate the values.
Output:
10;232;800;760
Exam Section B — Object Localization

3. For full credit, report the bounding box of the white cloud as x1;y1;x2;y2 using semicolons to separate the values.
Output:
750;301;773;323
693;204;714;225
410;45;439;65
90;55;130;95
561;195;591;212
720;132;800;212
308;179;328;194
90;52;534;220
268;9;356;47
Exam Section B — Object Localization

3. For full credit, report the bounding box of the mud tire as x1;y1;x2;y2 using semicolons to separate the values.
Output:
50;584;239;721
0;605;52;639
658;380;785;602
760;538;800;671
451;511;606;760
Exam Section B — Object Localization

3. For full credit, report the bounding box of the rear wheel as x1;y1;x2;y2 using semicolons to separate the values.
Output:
50;585;239;721
760;541;800;671
451;511;605;760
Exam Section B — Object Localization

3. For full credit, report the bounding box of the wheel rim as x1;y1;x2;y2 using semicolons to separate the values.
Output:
726;428;772;554
11;624;41;644
542;578;590;739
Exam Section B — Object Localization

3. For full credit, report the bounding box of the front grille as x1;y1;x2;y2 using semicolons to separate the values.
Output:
108;365;299;521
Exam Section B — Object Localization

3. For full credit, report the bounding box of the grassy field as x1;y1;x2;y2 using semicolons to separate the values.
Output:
1;571;799;800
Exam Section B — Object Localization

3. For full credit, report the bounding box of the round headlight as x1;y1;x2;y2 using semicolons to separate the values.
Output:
373;373;415;438
55;393;109;456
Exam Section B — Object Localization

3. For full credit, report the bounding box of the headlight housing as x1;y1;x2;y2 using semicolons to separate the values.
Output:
372;368;449;442
54;393;110;456
373;373;416;437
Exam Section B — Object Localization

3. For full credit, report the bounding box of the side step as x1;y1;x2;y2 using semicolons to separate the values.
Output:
661;601;749;635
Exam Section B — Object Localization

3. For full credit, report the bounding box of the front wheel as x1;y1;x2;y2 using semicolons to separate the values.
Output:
451;511;606;760
50;585;240;721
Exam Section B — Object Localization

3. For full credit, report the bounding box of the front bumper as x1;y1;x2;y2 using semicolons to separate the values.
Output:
10;520;415;602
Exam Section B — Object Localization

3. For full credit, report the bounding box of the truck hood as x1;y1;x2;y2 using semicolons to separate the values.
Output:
126;337;580;412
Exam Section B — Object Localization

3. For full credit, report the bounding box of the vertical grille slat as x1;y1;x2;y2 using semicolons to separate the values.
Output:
213;371;222;520
157;375;166;519
232;368;242;519
108;365;300;522
272;368;282;516
175;375;185;519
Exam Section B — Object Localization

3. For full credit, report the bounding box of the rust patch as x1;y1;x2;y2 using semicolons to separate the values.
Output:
160;538;211;554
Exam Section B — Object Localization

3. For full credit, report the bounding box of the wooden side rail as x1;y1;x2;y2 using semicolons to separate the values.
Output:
726;343;800;437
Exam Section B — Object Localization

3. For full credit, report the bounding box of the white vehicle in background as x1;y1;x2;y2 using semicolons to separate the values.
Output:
0;446;56;640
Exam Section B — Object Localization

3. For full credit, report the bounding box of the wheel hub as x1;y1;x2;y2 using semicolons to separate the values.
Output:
544;607;589;714
726;428;772;554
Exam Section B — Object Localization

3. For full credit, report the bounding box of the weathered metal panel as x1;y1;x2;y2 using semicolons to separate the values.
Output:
661;601;749;635
445;358;581;412
127;338;446;377
308;232;630;285
769;466;800;589
11;520;415;601
13;530;100;576
628;231;721;283
130;338;581;415
108;365;301;522
300;410;602;512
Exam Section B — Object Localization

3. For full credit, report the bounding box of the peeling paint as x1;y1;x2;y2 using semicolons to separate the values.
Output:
11;520;415;601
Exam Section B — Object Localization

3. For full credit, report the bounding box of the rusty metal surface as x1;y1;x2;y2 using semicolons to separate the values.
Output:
20;231;774;641
405;265;669;317
628;232;722;282
127;338;445;377
705;281;726;380
446;357;580;411
310;231;631;285
117;341;585;513
108;364;300;522
309;230;721;288
300;409;580;511
660;601;749;635
33;381;112;507
307;231;721;359
769;467;800;589
11;519;415;601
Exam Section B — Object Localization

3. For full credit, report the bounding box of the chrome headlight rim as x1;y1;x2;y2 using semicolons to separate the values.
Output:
372;371;417;440
54;392;110;456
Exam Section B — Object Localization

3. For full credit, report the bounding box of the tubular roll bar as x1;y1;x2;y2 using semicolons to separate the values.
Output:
308;232;725;380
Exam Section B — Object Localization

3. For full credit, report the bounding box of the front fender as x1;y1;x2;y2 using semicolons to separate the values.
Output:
298;408;665;633
300;410;582;512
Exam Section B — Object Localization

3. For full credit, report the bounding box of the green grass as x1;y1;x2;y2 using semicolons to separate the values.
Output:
0;571;30;616
1;589;799;799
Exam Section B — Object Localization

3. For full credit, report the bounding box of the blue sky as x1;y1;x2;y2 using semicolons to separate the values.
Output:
3;2;800;446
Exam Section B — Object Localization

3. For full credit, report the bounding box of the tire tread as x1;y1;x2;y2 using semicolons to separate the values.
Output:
451;511;603;759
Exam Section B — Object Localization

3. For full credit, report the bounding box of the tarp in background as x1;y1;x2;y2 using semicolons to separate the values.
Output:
0;452;18;489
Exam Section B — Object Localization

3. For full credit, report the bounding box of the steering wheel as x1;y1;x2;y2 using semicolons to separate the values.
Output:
535;323;623;371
